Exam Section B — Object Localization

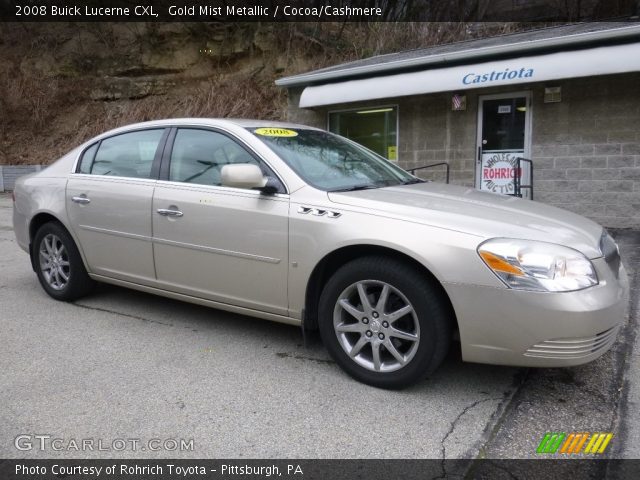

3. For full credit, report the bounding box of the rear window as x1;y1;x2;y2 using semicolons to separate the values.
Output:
77;129;164;178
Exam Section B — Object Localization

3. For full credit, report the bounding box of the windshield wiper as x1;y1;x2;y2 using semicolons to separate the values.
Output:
331;184;379;192
401;178;425;185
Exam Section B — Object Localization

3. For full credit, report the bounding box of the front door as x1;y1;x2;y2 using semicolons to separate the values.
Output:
151;128;290;316
476;92;532;199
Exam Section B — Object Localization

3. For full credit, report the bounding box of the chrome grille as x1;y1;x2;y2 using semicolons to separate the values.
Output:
524;326;619;359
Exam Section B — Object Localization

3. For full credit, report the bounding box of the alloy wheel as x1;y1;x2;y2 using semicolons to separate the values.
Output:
333;280;420;373
39;233;70;291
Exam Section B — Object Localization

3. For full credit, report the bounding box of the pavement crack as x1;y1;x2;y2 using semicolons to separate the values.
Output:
437;396;503;478
71;301;174;327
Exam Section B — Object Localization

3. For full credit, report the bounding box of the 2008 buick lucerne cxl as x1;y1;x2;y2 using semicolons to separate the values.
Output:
13;119;629;388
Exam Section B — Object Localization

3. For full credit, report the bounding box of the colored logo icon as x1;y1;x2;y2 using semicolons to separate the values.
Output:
537;432;613;454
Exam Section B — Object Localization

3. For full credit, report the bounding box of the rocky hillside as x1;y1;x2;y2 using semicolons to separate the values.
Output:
0;22;526;165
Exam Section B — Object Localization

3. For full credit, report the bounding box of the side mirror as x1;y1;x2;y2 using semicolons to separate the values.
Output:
221;164;266;190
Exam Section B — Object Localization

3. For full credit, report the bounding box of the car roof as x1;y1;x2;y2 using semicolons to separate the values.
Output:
96;118;321;137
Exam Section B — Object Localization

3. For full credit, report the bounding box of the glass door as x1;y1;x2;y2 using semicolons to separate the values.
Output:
476;92;532;199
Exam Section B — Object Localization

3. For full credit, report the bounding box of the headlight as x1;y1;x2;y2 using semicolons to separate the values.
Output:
478;239;598;292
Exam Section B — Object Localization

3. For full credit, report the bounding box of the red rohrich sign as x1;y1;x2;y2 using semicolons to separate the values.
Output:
480;152;524;195
483;167;522;180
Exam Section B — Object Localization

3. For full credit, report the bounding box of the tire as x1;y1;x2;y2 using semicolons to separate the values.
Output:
32;221;95;301
318;256;452;389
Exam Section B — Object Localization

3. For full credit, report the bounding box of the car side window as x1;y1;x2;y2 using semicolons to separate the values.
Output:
169;129;263;187
79;129;164;178
77;143;99;174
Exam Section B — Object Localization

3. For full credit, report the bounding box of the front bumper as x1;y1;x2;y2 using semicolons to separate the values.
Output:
445;257;629;368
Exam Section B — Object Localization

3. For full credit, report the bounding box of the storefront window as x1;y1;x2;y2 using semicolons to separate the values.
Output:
328;106;398;161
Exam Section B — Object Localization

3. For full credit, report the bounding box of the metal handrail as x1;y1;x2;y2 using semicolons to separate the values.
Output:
512;157;534;200
407;162;450;184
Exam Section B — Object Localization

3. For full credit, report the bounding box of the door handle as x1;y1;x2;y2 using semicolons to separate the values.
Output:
71;195;91;204
157;208;183;217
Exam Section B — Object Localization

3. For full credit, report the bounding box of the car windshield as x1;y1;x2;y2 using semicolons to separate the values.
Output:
247;128;420;191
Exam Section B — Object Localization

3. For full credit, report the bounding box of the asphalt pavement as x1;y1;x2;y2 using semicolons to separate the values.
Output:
0;193;637;465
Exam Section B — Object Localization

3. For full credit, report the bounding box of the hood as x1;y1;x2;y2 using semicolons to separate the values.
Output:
328;182;604;258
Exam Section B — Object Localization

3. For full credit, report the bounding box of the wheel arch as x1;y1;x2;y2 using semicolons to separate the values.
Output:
303;244;459;336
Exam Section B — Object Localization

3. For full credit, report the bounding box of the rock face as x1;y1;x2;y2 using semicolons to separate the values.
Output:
89;77;174;101
0;23;301;165
8;23;287;103
4;21;479;164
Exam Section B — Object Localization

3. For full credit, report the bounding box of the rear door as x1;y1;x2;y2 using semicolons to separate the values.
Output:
151;128;290;315
66;128;167;284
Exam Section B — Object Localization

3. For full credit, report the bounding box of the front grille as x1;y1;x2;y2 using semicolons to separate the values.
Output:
524;326;619;359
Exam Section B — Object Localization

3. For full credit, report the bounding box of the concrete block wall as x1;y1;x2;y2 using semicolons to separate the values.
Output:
397;92;476;186
531;74;640;228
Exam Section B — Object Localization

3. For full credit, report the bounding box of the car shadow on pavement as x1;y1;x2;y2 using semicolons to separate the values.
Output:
76;280;519;390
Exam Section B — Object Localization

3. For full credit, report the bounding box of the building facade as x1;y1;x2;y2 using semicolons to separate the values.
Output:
277;23;640;228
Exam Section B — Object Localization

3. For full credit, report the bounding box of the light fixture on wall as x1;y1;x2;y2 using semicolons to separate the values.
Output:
356;108;394;114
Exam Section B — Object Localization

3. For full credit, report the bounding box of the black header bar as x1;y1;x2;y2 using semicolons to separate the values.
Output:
1;0;639;22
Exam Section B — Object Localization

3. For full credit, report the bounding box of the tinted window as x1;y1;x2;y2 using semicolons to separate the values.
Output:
170;129;261;186
481;98;526;151
329;107;398;161
78;143;98;174
81;129;164;178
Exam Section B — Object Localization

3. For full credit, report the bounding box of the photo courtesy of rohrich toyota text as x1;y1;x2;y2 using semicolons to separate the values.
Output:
14;462;303;476
1;1;639;478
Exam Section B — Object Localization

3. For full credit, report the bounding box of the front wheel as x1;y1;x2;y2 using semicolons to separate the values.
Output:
32;221;95;301
318;256;452;389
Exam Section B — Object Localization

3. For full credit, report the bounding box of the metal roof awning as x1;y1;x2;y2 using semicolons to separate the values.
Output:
299;42;640;108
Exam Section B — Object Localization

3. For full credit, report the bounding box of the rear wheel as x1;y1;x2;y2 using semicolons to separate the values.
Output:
32;222;94;301
318;256;452;389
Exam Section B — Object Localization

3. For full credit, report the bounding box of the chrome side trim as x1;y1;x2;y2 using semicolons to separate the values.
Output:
68;173;159;187
79;225;152;242
155;179;290;201
153;237;281;264
80;225;280;263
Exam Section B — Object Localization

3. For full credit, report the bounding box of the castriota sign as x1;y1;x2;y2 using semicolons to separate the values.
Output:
463;67;534;85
